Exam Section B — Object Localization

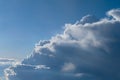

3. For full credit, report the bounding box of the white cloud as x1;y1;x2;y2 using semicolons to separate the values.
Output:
80;15;98;24
62;62;75;72
0;58;19;80
107;8;120;21
0;58;18;66
4;9;120;80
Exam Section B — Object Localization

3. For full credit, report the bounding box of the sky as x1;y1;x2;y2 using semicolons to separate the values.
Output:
0;0;120;80
0;0;120;59
3;8;120;80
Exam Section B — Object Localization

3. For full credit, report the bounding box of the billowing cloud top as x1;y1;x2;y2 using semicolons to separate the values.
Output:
4;9;120;80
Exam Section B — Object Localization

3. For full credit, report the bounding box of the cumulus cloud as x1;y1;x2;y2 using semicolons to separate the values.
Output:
79;15;98;24
4;9;120;80
107;8;120;21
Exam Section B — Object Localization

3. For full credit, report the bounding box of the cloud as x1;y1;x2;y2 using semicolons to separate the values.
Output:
0;58;17;66
107;8;120;21
4;9;120;80
79;15;98;24
0;58;18;80
62;62;76;72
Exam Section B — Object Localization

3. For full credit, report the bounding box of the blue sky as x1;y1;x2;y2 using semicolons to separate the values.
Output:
0;0;120;59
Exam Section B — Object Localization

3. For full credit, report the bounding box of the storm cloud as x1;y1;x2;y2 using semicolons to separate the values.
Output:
4;9;120;80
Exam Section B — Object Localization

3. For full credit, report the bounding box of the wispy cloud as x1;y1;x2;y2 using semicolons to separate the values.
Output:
0;58;17;66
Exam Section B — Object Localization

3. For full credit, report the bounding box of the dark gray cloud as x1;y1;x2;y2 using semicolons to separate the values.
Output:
4;9;120;80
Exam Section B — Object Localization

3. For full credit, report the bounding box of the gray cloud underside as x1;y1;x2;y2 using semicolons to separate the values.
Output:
4;9;120;80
